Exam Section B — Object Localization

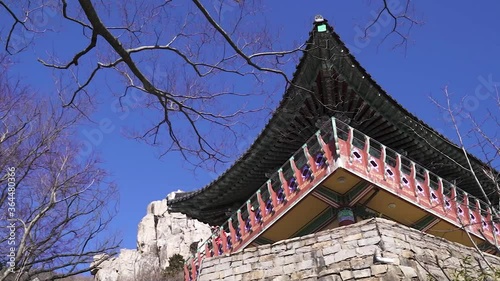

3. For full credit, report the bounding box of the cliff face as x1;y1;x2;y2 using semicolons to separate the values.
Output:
197;218;500;281
93;199;500;281
93;197;211;281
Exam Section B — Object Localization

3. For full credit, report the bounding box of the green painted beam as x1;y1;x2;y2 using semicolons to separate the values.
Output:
412;215;438;231
254;236;274;245
314;186;342;206
345;181;371;203
293;207;336;237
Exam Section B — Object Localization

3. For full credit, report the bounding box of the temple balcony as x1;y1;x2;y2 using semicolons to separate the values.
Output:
183;117;500;281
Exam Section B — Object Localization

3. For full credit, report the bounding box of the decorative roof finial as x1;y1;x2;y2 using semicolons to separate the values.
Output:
314;15;325;23
314;15;329;32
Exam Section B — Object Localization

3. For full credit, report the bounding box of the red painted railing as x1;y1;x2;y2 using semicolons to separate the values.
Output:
183;117;500;281
337;119;499;247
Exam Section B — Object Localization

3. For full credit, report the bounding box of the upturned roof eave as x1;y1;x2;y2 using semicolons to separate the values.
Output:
168;21;499;225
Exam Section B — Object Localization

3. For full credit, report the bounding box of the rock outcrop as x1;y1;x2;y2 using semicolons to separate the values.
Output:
93;193;211;281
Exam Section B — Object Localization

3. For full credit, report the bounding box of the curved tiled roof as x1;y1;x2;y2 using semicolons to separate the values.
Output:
168;19;499;225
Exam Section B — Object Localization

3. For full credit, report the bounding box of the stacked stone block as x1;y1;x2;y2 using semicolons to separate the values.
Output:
198;218;500;281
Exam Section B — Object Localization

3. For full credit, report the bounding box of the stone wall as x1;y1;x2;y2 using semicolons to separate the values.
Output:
198;218;500;281
93;197;211;281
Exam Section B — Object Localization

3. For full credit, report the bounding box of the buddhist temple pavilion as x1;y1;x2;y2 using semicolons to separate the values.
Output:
167;16;500;281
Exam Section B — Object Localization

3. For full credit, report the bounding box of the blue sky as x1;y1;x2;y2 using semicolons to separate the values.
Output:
2;1;499;251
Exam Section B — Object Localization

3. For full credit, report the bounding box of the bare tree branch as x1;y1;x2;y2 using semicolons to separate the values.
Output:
0;54;119;280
